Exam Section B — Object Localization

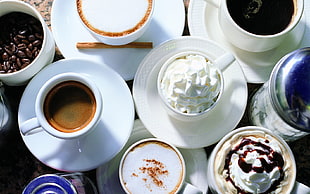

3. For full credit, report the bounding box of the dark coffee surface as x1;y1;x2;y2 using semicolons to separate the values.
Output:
227;0;295;35
44;81;96;132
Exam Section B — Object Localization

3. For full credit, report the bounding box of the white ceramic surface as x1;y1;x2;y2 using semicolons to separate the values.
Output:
0;0;55;86
51;0;185;81
188;0;310;83
96;119;209;194
18;59;135;172
133;37;248;148
76;0;154;46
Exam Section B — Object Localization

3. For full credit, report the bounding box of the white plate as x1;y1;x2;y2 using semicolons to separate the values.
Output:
188;0;309;83
96;119;209;194
133;37;248;148
51;0;185;81
18;59;135;172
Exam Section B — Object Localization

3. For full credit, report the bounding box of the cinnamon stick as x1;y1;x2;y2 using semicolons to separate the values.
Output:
76;42;153;49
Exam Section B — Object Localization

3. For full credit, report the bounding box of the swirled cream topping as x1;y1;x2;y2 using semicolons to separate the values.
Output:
225;136;285;193
159;54;221;114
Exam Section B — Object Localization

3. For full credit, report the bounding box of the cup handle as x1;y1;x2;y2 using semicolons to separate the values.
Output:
214;52;235;72
291;181;310;194
204;0;220;8
20;117;43;135
180;182;203;194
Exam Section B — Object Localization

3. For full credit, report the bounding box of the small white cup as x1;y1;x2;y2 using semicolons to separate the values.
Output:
76;0;154;45
19;72;103;139
157;51;235;121
207;126;297;194
0;0;55;86
206;0;304;52
119;138;203;194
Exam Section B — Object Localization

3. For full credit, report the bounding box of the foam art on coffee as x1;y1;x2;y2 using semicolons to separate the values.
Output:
159;54;221;114
214;130;295;194
120;141;184;193
77;0;153;37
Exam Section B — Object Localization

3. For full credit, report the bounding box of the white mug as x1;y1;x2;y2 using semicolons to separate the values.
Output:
119;138;203;194
206;0;304;52
0;0;55;86
76;0;154;45
157;50;235;121
19;72;103;139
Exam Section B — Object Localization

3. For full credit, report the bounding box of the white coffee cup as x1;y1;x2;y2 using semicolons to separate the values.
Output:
19;72;103;139
157;50;235;121
76;0;154;45
119;138;203;194
207;126;297;194
0;0;55;86
206;0;304;52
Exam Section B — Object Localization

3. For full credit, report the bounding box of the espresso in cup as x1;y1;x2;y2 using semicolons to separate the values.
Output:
119;139;185;193
227;0;296;35
20;72;103;139
207;127;296;194
44;81;96;133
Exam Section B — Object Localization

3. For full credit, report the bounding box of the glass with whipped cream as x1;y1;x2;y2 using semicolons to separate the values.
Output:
207;126;296;194
157;51;234;121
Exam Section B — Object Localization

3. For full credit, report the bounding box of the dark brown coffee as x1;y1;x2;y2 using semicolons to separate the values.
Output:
227;0;295;35
44;81;96;133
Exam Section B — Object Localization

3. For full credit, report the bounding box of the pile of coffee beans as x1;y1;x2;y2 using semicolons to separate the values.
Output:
0;12;44;73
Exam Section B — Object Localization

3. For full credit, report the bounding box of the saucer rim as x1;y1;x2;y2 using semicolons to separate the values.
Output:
96;119;209;194
133;36;248;149
50;0;185;81
18;58;135;172
187;0;308;84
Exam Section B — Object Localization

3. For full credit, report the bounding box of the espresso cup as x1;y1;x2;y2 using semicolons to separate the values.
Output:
19;72;103;139
119;138;203;194
207;126;297;194
206;0;304;52
76;0;154;45
0;0;55;86
157;51;235;121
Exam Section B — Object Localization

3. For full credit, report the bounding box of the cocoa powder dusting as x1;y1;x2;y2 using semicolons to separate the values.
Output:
139;159;168;188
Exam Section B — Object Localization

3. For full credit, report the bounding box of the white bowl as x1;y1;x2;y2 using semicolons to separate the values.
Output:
0;0;55;86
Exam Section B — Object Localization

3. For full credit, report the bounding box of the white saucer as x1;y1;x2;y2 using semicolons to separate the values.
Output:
18;59;135;172
51;0;185;81
96;119;209;194
133;37;248;148
188;0;309;83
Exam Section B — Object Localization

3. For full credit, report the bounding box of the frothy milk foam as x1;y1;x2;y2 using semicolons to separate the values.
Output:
77;0;152;36
120;140;184;193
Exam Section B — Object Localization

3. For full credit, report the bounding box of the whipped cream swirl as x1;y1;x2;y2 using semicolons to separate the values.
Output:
224;136;285;194
159;54;221;114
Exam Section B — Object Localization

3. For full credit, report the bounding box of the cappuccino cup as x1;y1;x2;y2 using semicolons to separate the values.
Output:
19;72;103;139
206;0;304;52
119;138;203;194
76;0;154;45
207;126;297;194
157;49;235;121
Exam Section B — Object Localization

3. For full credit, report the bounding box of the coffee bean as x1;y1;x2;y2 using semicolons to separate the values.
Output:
17;50;26;58
0;12;44;73
2;52;9;61
32;40;42;47
25;48;32;58
28;35;35;42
